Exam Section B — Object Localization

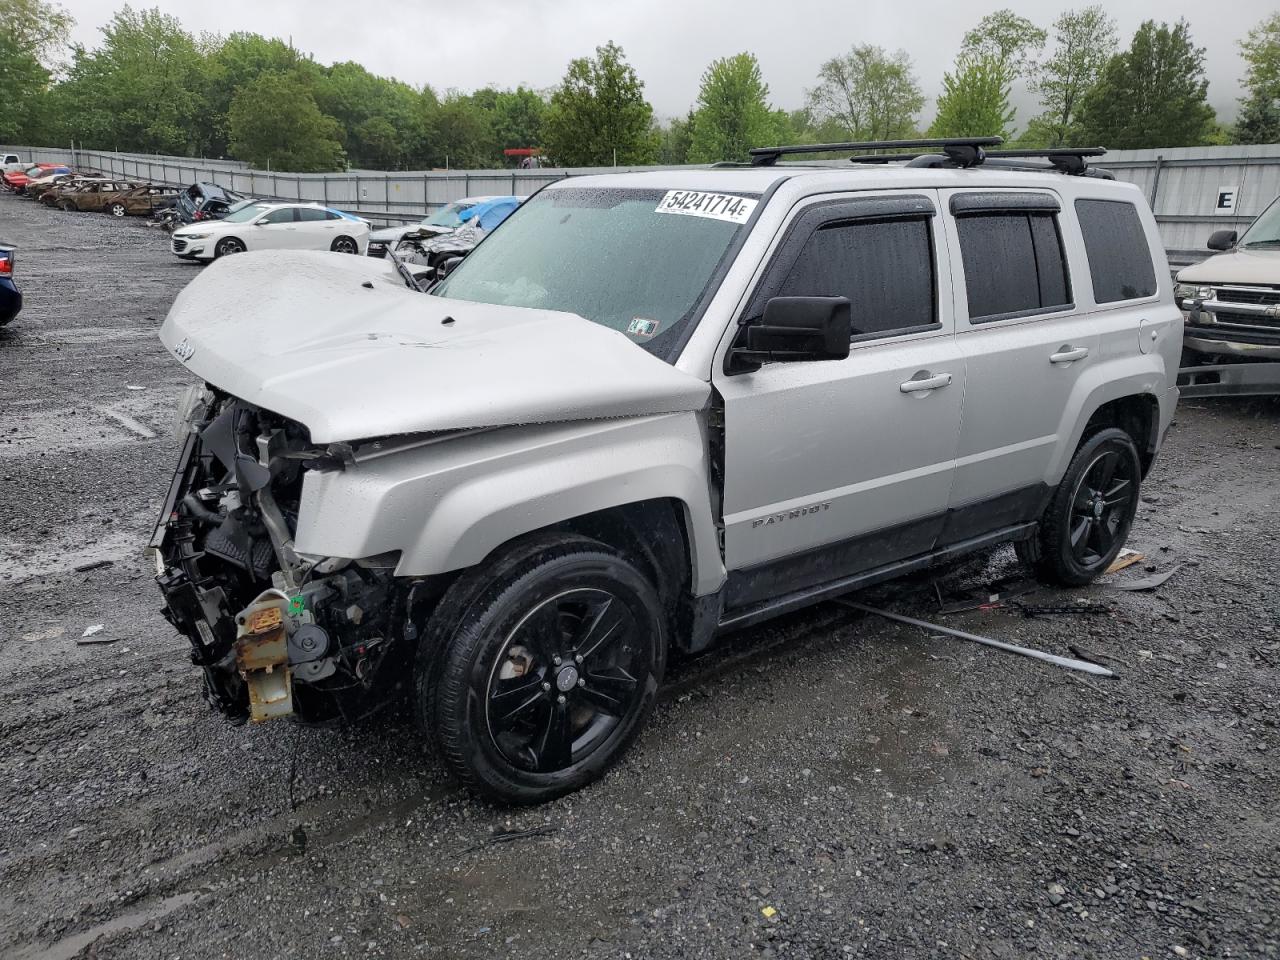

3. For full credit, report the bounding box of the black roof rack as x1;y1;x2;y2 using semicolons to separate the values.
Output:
749;137;1003;167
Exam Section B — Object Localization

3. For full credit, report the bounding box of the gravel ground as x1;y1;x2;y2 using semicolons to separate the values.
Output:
1;191;1277;960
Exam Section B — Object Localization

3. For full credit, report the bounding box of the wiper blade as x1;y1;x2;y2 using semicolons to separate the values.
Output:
1243;239;1280;248
385;241;426;293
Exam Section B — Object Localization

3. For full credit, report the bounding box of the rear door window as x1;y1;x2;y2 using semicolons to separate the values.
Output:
296;208;327;222
262;208;296;224
1074;199;1157;303
952;197;1071;322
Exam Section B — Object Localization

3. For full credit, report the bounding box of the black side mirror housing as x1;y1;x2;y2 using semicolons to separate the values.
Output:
1207;230;1237;251
727;296;852;374
439;255;466;278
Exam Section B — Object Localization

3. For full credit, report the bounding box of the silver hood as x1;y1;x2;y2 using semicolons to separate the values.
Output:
158;250;710;443
1177;246;1280;285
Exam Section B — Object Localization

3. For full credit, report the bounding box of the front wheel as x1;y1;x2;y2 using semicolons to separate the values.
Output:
421;535;666;804
59;200;76;211
214;237;245;257
1018;427;1142;586
331;235;359;254
109;202;127;217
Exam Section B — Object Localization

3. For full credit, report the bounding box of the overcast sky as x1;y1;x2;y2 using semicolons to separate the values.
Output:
62;0;1272;124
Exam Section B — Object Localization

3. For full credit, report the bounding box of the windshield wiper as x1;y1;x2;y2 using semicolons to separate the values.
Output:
385;241;426;293
1243;239;1280;248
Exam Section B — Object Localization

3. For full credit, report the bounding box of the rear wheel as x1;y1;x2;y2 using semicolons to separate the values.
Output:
1018;427;1142;586
59;200;76;211
109;202;127;217
331;235;359;254
421;535;666;804
214;237;245;258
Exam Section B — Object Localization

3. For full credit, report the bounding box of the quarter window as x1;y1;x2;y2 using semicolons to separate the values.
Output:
955;212;1071;322
777;217;937;338
1075;199;1157;303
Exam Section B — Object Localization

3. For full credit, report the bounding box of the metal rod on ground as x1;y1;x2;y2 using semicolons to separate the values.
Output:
834;599;1115;678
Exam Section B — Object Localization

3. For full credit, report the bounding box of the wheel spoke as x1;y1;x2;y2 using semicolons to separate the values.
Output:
1070;516;1091;549
1093;451;1118;490
533;699;573;771
576;682;626;716
575;598;630;663
519;604;565;664
1103;477;1132;507
489;676;546;726
1073;485;1095;512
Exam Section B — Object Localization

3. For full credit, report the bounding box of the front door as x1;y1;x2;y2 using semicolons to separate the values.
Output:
714;191;965;610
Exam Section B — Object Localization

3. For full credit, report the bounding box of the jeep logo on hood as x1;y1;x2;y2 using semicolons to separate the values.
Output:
172;337;195;362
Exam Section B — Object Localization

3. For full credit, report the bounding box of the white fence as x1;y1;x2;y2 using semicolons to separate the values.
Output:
5;142;1280;251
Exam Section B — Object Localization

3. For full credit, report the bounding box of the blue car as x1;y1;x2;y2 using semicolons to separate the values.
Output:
0;245;21;326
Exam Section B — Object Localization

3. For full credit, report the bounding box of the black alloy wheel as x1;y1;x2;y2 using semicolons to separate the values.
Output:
485;587;649;774
1018;427;1142;586
215;237;245;257
331;235;359;254
422;535;665;804
1066;447;1136;568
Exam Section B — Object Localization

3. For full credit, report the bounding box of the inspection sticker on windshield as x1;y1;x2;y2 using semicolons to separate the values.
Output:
627;317;660;338
655;191;757;224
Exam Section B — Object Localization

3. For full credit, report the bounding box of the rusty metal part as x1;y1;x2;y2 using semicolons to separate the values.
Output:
235;601;293;722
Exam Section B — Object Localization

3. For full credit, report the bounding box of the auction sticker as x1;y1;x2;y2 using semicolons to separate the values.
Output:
655;190;757;224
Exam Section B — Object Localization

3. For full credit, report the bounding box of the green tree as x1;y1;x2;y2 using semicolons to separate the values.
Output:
1076;19;1215;149
430;92;496;168
0;34;51;142
1236;13;1280;144
491;86;547;154
6;0;73;67
542;41;658;166
658;111;695;164
205;33;310;156
929;55;1016;140
960;10;1046;79
805;45;923;142
688;53;777;163
227;70;344;170
1029;5;1118;145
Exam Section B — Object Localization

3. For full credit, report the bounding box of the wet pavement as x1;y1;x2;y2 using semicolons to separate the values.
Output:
1;191;1278;959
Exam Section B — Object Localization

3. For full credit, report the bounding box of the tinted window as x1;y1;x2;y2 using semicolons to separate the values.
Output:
325;210;342;220
262;208;295;224
296;207;327;222
777;217;936;337
1075;199;1157;303
956;212;1070;321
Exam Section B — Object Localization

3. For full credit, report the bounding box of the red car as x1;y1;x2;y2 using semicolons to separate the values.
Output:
4;163;70;192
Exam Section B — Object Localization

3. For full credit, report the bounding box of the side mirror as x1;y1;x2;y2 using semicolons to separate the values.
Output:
1207;230;1237;251
439;255;466;278
254;218;269;226
727;296;851;374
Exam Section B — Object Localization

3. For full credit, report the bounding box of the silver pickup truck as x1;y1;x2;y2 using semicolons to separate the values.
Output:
153;139;1182;804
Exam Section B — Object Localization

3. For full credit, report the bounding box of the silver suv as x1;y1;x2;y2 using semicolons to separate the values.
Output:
153;139;1182;804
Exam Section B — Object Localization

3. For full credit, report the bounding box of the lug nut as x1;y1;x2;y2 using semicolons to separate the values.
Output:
557;694;566;704
541;682;551;692
574;654;583;664
552;655;562;666
577;678;585;687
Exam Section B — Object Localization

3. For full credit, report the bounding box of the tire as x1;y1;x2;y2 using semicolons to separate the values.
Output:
330;235;359;255
214;237;245;258
109;202;127;218
420;534;667;805
1018;427;1142;587
59;200;76;211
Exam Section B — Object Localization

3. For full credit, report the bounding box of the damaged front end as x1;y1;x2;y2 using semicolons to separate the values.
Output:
152;388;413;724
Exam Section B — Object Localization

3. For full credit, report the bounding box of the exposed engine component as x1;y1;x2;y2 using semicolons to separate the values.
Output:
153;392;411;724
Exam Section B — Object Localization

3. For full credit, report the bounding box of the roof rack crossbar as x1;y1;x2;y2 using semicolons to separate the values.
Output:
749;137;1003;167
843;145;1108;176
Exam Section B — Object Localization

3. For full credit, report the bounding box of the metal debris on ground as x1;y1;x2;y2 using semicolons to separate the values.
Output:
77;624;120;645
933;576;1036;615
73;559;114;572
465;825;558;853
1015;602;1113;619
1104;549;1145;574
836;599;1115;678
81;624;104;638
1114;564;1183;592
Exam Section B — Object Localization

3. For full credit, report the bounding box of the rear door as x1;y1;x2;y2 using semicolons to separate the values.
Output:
939;189;1096;540
295;207;334;248
714;191;965;609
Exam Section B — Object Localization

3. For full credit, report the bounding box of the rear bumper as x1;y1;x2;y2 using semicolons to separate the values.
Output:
0;282;21;326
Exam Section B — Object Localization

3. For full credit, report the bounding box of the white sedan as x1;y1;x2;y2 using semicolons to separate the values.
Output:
171;202;370;261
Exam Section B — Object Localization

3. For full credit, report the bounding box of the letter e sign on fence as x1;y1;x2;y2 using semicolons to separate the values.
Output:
1214;185;1239;215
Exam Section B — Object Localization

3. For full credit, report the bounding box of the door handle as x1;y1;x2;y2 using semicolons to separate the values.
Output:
1050;346;1089;364
900;372;953;393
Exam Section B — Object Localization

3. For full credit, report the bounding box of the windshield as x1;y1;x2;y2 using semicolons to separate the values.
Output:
222;203;273;223
1241;196;1280;247
432;186;756;357
423;201;475;228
